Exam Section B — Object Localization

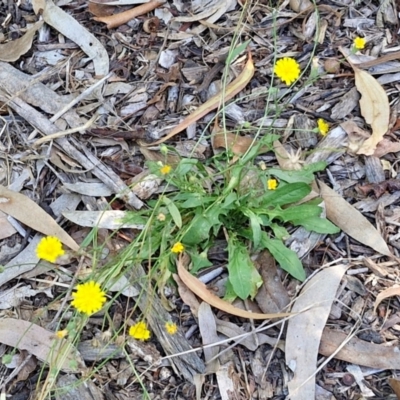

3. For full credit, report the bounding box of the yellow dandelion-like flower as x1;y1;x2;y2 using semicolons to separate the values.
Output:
317;118;329;136
267;178;278;190
165;321;178;335
353;37;366;50
129;321;151;341
36;236;65;263
160;165;172;175
55;330;68;339
274;57;301;85
71;281;106;316
171;242;184;254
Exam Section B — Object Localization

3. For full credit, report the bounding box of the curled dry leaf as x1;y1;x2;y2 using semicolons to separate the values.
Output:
352;66;390;155
0;185;79;251
176;254;291;320
32;0;109;76
373;285;400;313
142;51;255;146
0;21;43;62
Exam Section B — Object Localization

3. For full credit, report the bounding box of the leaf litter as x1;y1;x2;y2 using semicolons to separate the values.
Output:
0;0;399;398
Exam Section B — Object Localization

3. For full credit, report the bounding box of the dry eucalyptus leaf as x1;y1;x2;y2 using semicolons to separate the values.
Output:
317;180;391;256
320;327;400;369
198;302;219;374
176;254;291;320
353;66;390;155
0;21;43;62
62;210;145;230
286;264;348;400
32;0;109;76
0;319;84;373
0;185;79;251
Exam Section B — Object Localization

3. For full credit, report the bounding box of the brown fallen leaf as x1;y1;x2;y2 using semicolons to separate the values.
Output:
142;51;255;147
373;138;400;158
373;285;400;313
0;185;79;251
88;1;115;17
94;0;165;29
320;326;400;369
357;179;400;198
389;378;400;399
0;319;84;373
254;251;290;314
317;180;392;256
211;130;270;156
352;66;390;155
286;264;348;400
176;254;291;320
0;21;43;62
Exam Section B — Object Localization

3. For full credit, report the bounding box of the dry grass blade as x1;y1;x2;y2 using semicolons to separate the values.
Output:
142;52;255;146
177;254;292;320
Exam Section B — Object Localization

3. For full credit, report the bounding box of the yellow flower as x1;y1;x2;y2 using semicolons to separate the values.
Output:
55;329;68;339
171;242;184;254
274;57;301;85
165;321;178;335
317;118;329;136
71;281;106;316
160;165;172;175
36;236;65;263
353;37;366;50
267;179;278;190
129;321;151;341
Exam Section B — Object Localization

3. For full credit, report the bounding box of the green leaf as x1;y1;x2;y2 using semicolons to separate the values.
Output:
226;40;251;65
188;250;213;274
292;216;340;234
183;214;212;245
180;194;215;208
175;158;197;176
261;234;305;281
242;208;262;248
162;197;182;228
227;237;263;299
260;182;311;207
270;223;290;240
267;168;315;184
222;192;238;209
267;162;327;184
278;204;322;223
